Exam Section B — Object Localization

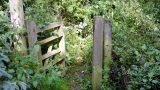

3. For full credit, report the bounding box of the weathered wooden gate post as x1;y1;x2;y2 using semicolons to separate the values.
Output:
104;20;112;66
27;21;42;60
92;16;104;90
27;21;37;52
92;17;112;90
103;20;112;82
58;17;66;74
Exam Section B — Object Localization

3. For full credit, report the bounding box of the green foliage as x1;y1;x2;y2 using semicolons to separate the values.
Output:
128;61;160;89
30;68;69;90
5;49;68;90
105;0;159;89
0;49;69;90
64;25;92;90
0;0;160;89
0;53;27;90
24;0;58;26
65;28;92;65
0;10;10;34
0;2;69;89
28;0;159;89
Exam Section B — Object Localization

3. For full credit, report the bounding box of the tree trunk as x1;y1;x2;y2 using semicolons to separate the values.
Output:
9;0;27;54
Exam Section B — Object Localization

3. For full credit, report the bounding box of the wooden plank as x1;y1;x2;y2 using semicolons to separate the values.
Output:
41;48;60;60
35;27;41;33
104;20;112;71
47;46;53;53
27;21;37;52
38;22;61;33
53;58;64;65
92;16;104;90
37;35;63;45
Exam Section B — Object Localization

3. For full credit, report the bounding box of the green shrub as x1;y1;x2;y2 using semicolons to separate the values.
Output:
128;61;160;89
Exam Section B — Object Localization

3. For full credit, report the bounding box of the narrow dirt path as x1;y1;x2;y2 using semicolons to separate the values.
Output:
65;63;92;90
66;65;85;90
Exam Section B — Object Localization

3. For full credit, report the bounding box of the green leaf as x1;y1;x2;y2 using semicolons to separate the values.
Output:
142;79;147;83
152;80;158;84
2;81;19;90
141;44;147;50
0;69;12;79
148;72;154;78
8;69;15;74
18;81;27;90
140;87;145;90
135;51;140;56
0;54;10;63
33;81;38;88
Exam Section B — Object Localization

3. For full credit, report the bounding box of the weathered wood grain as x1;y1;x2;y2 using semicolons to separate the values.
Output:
27;21;37;52
103;20;112;81
38;22;61;33
37;35;62;45
58;23;66;73
41;48;60;60
27;18;66;71
92;16;104;90
104;20;112;66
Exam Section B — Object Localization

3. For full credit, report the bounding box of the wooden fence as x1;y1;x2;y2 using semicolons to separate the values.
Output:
27;19;65;69
92;16;112;90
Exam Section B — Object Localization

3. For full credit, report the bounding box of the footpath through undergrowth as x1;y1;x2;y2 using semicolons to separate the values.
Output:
65;62;92;90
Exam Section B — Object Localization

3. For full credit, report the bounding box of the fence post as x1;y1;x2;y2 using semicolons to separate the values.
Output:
27;21;42;60
58;17;66;74
103;20;112;80
92;16;104;90
27;21;37;52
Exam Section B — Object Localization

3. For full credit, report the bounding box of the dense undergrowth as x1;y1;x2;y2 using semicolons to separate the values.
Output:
0;0;160;90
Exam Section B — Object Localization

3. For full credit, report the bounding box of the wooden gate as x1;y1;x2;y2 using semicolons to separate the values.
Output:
27;19;65;69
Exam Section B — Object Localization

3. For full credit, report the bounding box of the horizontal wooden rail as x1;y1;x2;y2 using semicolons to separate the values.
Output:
37;35;63;45
36;22;61;33
41;48;60;60
53;58;64;65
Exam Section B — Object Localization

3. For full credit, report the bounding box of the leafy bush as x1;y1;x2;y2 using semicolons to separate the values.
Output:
0;3;69;90
128;61;160;89
0;53;27;90
0;48;69;90
65;27;92;65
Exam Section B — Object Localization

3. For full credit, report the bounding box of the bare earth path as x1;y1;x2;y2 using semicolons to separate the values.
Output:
65;63;92;90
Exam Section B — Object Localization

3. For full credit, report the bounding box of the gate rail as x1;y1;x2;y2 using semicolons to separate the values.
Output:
27;19;65;67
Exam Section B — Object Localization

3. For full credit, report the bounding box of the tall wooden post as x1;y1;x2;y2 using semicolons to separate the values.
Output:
58;17;66;74
92;16;104;90
27;21;37;52
9;0;27;53
27;21;42;60
103;20;112;80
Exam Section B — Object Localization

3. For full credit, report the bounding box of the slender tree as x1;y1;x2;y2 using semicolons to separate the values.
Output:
9;0;27;53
